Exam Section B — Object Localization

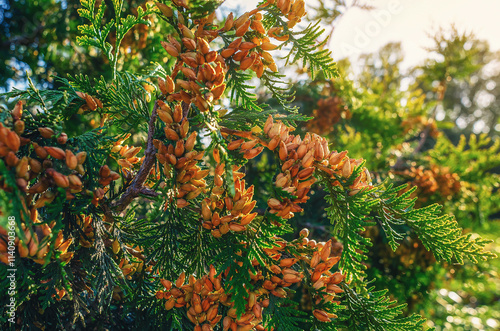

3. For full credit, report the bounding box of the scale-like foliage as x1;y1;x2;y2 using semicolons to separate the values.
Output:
0;1;496;330
376;184;495;264
281;21;337;80
263;296;309;331
337;282;426;330
77;0;155;78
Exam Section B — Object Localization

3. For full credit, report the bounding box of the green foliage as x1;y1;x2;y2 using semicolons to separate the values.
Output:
323;171;376;281
376;185;495;264
220;107;310;131
282;21;338;80
77;0;156;78
260;70;298;112
426;134;500;225
337;282;426;330
226;68;261;111
324;167;495;283
263;296;309;331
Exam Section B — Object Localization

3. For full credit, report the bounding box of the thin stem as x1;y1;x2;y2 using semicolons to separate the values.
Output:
111;101;160;213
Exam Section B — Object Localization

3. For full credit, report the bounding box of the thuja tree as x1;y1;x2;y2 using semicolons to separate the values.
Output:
0;1;496;330
274;29;500;325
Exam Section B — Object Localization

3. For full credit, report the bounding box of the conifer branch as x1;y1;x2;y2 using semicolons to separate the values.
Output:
111;101;159;213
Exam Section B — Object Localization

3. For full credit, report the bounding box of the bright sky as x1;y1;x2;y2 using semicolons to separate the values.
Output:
223;0;500;69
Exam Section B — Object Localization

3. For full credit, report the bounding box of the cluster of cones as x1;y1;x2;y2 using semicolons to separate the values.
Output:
110;133;143;171
307;96;350;135
224;115;373;220
156;0;306;112
201;168;258;237
0;102;120;266
154;101;207;209
114;243;150;279
159;11;227;112
156;229;344;329
1;103;87;201
0;219;73;265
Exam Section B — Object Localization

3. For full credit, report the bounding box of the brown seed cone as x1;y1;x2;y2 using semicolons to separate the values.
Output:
6;130;20;152
99;165;111;178
65;150;78;169
211;84;226;100
182;37;197;51
235;19;251;37
68;174;82;187
52;172;70;188
239;56;256;71
14;120;25;135
156;2;173;17
165;297;175;310
158;77;169;95
76;151;87;164
312;309;331;322
220;48;236;58
342;160;352;178
179;118;189;138
29;158;42;173
164;127;180;141
329;151;347;166
57;133;68;145
43;146;65;160
185;132;197;152
15;156;29;178
224;13;234;31
161;41;179;57
11;100;23;120
38;127;55;139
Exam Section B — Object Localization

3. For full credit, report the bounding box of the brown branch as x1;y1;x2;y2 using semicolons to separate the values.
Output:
111;101;160;214
181;101;190;120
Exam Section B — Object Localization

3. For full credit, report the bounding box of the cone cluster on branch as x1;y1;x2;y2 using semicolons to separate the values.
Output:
224;115;373;220
0;220;73;266
156;231;344;330
157;0;306;113
0;102;118;265
307;96;350;135
201;172;258;237
110;133;143;171
115;244;150;279
155;101;207;209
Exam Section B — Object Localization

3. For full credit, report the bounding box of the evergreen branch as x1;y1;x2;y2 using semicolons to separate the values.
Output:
281;21;338;80
337;282;426;330
111;101;159;213
374;184;413;250
259;71;298;112
262;295;309;331
220;108;310;131
322;165;377;282
77;0;114;62
104;72;153;130
226;68;262;111
374;184;496;264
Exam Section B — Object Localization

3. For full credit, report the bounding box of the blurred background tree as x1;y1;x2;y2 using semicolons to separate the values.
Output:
0;0;172;92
